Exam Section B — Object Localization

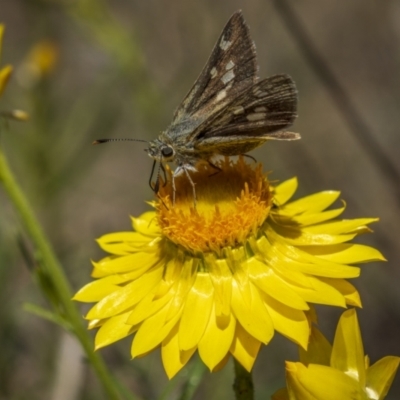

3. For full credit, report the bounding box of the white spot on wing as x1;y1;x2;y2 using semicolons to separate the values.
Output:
255;106;267;112
232;106;245;115
221;70;235;85
220;35;232;51
247;113;267;122
216;90;227;102
210;67;217;79
225;60;235;70
174;165;197;177
253;89;267;98
174;167;185;177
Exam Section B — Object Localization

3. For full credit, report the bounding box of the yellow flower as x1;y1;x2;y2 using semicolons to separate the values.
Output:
74;157;384;378
0;24;28;121
17;39;58;88
0;24;13;98
273;309;400;400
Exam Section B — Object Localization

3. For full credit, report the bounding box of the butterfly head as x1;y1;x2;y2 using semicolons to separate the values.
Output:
146;138;176;163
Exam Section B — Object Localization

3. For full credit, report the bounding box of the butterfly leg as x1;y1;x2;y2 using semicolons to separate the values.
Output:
207;160;222;177
172;173;176;205
242;154;257;163
183;167;197;208
173;165;198;207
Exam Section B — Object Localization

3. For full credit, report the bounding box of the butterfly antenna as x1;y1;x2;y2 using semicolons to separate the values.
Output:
93;138;148;145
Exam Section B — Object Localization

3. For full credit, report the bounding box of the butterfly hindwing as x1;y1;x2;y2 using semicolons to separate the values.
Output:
192;74;299;154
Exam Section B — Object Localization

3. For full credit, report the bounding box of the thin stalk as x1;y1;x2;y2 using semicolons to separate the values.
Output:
233;359;254;400
0;145;121;400
178;358;207;400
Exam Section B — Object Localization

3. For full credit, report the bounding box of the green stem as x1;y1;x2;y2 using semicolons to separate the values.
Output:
233;359;254;400
178;357;207;400
0;146;121;399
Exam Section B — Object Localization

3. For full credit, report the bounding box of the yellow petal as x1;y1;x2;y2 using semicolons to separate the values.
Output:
319;278;361;307
0;65;12;97
231;279;274;343
247;257;309;310
300;243;386;264
289;276;347;307
366;356;400;399
86;266;163;319
273;177;298;206
268;230;360;278
93;251;161;274
250;236;314;288
131;302;183;357
126;285;173;325
73;275;126;302
287;207;345;226
206;255;232;317
211;353;230;372
306;305;318;324
88;318;104;329
91;264;111;278
165;258;197;322
161;323;196;379
299;325;332;366
273;224;358;246
262;232;361;279
179;273;214;350
198;305;236;370
230;322;262;372
94;311;136;349
285;362;361;400
331;309;366;387
260;229;358;288
131;212;160;237
303;218;378;235
262;294;309;349
282;191;341;214
96;232;154;255
294;250;360;279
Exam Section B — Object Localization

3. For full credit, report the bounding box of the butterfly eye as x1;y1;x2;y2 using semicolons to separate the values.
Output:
161;146;174;158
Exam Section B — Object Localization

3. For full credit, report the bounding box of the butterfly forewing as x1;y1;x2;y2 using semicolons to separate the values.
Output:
171;11;258;130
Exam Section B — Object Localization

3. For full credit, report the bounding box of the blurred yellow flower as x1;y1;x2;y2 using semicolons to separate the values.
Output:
17;39;58;88
0;24;13;97
0;24;28;121
75;157;384;378
273;309;400;400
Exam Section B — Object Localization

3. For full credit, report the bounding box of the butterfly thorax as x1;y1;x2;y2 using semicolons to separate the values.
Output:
145;134;200;168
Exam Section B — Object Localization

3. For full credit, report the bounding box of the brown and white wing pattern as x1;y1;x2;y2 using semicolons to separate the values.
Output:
191;74;299;155
170;11;258;137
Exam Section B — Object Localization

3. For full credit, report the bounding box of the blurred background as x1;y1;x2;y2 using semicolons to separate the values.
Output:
1;0;400;399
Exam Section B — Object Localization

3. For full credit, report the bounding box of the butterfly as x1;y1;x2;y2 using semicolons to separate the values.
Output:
95;10;299;204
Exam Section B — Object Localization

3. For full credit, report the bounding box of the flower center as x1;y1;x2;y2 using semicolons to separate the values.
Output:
156;157;272;254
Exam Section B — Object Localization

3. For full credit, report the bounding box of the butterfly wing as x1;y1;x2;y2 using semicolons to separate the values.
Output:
170;11;258;134
191;74;299;154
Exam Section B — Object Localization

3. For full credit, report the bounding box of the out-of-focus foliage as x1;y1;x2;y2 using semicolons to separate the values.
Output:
0;1;399;399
